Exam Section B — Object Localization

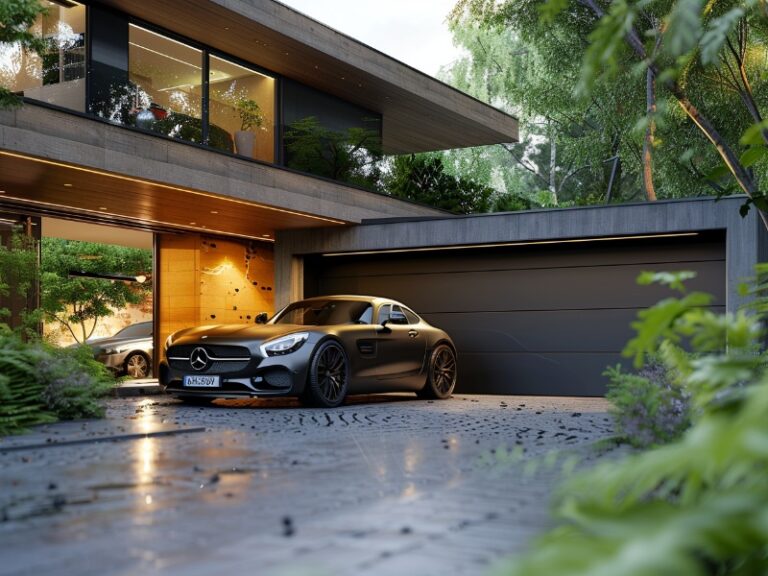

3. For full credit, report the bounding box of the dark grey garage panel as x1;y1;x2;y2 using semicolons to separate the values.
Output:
306;234;726;396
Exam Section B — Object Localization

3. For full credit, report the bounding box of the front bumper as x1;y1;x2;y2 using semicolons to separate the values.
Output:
96;351;128;371
160;353;311;399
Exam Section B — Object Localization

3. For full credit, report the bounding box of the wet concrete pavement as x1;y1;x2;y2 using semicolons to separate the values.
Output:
0;394;615;576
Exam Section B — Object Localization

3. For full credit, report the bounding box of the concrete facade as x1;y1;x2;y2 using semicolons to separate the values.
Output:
0;105;442;225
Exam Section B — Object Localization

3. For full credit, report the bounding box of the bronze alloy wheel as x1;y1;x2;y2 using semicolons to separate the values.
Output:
419;344;457;399
307;340;349;407
125;352;150;379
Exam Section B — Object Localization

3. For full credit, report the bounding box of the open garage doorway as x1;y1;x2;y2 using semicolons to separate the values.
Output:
41;218;154;380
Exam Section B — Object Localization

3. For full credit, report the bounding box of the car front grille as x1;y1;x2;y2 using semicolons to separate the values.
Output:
168;344;250;358
167;344;253;374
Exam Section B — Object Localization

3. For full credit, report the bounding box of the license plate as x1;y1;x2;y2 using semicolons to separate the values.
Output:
183;375;220;388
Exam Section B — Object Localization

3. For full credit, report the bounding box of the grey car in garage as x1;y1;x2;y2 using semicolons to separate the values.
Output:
89;321;153;379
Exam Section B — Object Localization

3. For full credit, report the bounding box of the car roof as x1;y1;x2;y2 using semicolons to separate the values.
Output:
297;295;411;308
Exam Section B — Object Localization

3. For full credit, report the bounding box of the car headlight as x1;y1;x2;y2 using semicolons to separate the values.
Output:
260;332;309;357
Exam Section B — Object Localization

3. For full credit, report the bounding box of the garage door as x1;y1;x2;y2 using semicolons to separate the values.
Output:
304;233;726;396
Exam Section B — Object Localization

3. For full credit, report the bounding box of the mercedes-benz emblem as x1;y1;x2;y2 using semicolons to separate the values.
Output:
190;347;210;371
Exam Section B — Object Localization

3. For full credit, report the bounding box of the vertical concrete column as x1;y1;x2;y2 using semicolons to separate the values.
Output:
725;207;766;312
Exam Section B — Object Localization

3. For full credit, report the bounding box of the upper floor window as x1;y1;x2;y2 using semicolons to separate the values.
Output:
126;25;204;144
0;0;86;112
209;56;275;163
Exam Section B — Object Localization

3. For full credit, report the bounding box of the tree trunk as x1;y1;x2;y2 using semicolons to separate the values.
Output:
642;67;658;201
549;120;558;205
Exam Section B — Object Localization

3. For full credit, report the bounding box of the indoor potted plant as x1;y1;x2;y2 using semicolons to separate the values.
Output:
234;98;264;157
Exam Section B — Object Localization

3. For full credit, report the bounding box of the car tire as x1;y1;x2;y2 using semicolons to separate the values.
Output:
124;351;151;379
306;340;349;408
418;344;457;400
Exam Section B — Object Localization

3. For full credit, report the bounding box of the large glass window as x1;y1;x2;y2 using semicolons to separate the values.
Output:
0;1;86;111
126;25;203;144
209;56;275;162
282;79;382;189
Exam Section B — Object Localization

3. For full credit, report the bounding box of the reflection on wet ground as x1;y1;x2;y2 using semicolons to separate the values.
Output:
0;394;615;576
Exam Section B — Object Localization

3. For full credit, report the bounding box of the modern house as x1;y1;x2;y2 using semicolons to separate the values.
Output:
1;0;764;395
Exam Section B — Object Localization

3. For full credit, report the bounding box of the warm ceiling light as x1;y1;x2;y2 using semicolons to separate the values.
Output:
98;206;107;210
262;234;271;237
0;150;348;225
189;221;197;225
0;190;5;194
63;183;73;187
210;210;219;214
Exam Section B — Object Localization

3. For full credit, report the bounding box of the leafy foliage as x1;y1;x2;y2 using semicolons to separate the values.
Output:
41;238;152;344
284;116;383;190
0;0;48;109
497;270;768;575
384;154;494;214
0;228;43;336
0;326;115;436
448;0;768;219
605;360;690;448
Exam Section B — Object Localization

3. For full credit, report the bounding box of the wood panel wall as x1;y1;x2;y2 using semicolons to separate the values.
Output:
158;233;274;362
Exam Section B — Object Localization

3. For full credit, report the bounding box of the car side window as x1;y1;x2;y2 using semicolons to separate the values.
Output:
389;305;410;325
357;305;373;324
403;308;419;324
378;304;391;325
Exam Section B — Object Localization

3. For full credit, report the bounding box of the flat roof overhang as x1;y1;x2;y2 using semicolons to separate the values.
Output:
0;149;347;240
94;0;519;154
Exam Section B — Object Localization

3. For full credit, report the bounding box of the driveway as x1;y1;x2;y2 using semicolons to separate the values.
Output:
0;394;614;576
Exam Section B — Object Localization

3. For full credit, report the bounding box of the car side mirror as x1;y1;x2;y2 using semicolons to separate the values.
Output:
255;312;269;324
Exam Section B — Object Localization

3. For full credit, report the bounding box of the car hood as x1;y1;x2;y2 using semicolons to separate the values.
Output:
169;324;309;346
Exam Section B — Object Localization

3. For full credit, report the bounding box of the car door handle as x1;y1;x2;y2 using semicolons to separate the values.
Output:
408;330;418;338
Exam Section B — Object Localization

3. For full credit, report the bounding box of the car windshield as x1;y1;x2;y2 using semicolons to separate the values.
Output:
273;300;373;326
114;323;152;338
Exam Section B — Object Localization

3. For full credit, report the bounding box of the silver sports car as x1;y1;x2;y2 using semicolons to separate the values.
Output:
159;295;457;407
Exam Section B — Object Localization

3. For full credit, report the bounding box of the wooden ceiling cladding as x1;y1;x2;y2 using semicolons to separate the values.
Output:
93;0;519;154
0;152;347;239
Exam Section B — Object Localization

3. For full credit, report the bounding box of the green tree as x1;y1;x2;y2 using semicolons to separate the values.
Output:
384;154;494;214
41;239;152;343
0;227;42;336
450;0;768;223
0;0;48;109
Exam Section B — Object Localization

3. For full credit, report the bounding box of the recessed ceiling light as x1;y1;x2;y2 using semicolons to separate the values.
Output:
262;234;271;238
284;52;289;56
0;190;5;194
189;221;196;225
210;210;219;214
340;76;345;80
98;206;107;211
63;183;73;187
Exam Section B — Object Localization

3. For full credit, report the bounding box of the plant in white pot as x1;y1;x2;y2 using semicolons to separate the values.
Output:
234;98;264;157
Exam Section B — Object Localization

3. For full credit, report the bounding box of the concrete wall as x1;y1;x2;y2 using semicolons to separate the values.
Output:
275;197;766;313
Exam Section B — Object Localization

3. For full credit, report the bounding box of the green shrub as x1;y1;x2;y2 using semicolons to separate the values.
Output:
605;360;690;448
498;271;768;575
0;327;115;435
